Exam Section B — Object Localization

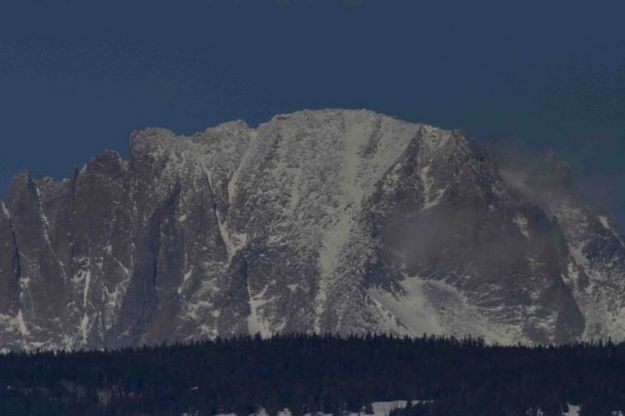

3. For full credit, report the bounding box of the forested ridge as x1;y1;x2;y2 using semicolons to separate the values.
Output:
0;334;624;415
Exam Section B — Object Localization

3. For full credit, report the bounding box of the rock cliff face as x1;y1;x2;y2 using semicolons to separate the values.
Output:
0;109;623;350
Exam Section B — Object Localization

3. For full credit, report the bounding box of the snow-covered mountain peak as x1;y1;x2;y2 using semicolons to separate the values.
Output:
1;109;624;350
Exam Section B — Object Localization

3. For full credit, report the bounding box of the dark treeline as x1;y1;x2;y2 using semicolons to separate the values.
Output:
0;334;624;415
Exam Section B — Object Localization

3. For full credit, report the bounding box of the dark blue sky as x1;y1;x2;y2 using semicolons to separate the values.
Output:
1;0;625;225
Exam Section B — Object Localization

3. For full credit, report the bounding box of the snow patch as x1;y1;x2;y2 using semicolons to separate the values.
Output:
419;162;446;210
111;255;130;276
226;400;422;416
371;401;415;416
369;276;517;344
216;213;248;264
103;276;132;331
82;269;91;308
568;243;589;270
247;284;273;337
34;184;53;234
178;268;193;295
15;310;29;336
368;279;442;336
563;403;581;416
513;214;530;238
80;314;89;344
598;215;612;231
19;276;31;291
1;202;10;218
40;209;52;232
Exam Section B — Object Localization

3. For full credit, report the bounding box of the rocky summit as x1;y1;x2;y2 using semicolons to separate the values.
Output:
1;109;624;351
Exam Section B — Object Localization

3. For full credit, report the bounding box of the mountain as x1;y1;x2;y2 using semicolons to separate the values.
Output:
1;109;624;351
